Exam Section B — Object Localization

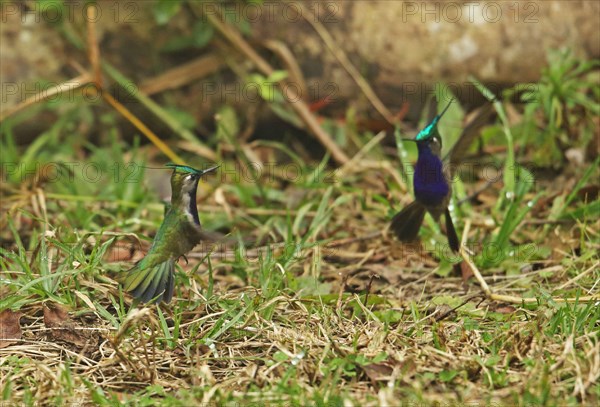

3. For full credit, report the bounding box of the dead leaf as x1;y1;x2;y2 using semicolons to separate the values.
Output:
495;305;517;314
363;362;394;381
43;303;92;349
0;309;22;349
576;184;599;202
43;302;69;327
460;261;474;283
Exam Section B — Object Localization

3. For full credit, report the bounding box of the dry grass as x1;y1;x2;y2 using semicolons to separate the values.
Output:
1;162;599;405
1;7;598;405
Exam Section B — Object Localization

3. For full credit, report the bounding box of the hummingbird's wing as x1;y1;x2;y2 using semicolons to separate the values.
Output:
445;103;495;176
195;229;234;243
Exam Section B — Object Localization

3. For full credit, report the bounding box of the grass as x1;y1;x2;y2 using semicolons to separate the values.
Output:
1;34;599;407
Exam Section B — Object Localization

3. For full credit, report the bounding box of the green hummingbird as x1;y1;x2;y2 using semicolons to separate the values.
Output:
124;163;219;303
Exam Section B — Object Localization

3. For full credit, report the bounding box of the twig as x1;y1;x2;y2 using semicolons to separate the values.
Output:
456;179;496;206
355;159;408;193
435;294;485;322
301;4;396;125
139;54;226;95
102;92;184;164
187;230;384;263
262;39;309;101
199;5;349;165
461;219;471;249
335;249;375;277
336;270;351;310
101;62;217;161
86;5;102;88
87;3;172;175
363;273;379;307
0;73;92;121
523;219;572;225
554;262;599;292
326;231;383;247
461;247;599;304
337;131;386;178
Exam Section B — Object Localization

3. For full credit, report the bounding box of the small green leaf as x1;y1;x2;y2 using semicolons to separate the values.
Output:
191;22;214;48
153;0;182;25
561;200;600;220
439;369;458;382
273;351;289;362
372;352;388;363
163;107;197;130
485;355;502;367
160;37;194;53
38;0;65;24
215;105;240;140
267;70;289;83
293;276;332;297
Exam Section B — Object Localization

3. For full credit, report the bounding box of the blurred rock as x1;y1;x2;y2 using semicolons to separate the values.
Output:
2;1;598;133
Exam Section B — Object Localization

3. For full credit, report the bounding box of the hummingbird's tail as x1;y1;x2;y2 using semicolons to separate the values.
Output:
390;200;427;242
445;208;466;277
124;259;175;303
444;208;460;252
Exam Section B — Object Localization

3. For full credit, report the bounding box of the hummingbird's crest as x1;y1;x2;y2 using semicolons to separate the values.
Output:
415;98;454;142
166;163;219;216
165;163;220;176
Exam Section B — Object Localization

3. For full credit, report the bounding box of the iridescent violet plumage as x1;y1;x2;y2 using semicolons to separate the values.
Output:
414;142;450;207
391;98;496;278
391;99;456;245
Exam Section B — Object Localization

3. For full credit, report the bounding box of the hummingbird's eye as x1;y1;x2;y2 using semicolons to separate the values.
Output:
185;175;193;181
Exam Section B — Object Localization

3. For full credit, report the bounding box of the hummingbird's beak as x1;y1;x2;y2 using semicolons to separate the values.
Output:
200;165;220;176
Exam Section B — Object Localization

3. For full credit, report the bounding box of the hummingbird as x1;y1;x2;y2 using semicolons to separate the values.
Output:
391;98;494;272
124;163;219;303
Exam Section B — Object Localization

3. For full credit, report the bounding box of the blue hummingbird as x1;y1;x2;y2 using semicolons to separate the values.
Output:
391;99;494;272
